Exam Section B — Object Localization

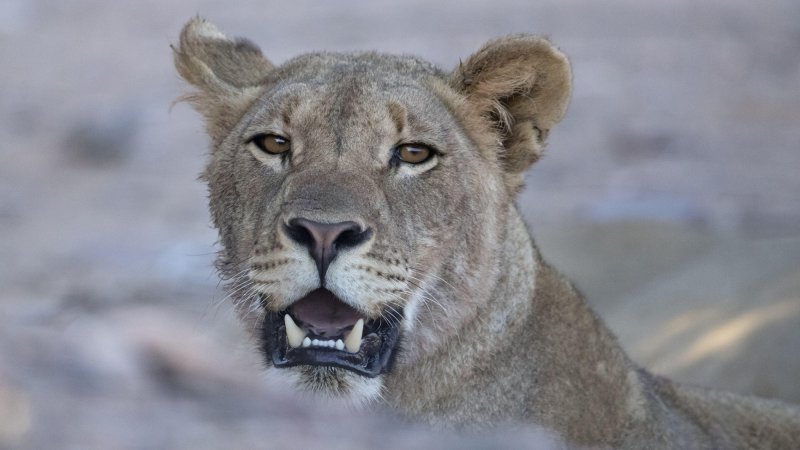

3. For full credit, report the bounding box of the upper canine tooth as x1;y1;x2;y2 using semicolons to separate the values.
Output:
345;318;364;353
284;314;306;348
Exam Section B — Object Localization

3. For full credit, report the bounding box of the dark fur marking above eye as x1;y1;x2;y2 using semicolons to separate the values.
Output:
387;102;407;135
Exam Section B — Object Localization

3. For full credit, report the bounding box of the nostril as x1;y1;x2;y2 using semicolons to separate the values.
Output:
284;219;314;247
334;226;372;250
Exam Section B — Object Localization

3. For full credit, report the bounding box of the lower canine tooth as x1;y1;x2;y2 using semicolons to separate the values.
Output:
345;318;364;353
284;314;307;348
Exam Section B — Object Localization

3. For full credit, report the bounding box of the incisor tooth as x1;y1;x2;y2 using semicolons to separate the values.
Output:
345;318;364;353
284;314;306;348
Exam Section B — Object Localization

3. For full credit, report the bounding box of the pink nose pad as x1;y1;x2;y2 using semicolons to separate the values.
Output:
283;218;372;281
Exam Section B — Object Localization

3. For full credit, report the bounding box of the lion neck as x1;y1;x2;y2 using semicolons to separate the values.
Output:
383;206;643;444
383;206;539;418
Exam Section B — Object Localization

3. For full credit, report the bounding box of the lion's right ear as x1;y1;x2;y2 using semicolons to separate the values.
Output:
172;17;273;141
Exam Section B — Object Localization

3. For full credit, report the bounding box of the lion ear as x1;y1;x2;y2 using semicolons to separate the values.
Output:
451;36;572;190
172;17;273;141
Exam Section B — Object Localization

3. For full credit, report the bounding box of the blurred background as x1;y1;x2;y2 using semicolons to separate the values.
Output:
1;0;798;448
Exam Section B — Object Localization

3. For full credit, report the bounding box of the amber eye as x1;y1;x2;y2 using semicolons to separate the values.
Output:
253;134;291;155
396;144;434;164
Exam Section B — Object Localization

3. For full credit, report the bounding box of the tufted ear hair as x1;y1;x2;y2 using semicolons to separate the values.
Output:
172;17;273;142
451;35;572;192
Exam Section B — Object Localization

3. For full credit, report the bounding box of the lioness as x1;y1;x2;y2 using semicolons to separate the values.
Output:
173;18;800;448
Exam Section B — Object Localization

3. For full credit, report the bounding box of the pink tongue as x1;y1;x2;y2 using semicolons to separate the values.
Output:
290;288;362;337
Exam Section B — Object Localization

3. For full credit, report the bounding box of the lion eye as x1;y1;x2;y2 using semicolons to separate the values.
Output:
253;134;291;155
396;144;433;164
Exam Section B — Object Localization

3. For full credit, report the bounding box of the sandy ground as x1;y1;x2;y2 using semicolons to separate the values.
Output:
1;0;799;448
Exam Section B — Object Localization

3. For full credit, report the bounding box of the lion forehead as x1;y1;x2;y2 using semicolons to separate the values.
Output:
270;51;447;85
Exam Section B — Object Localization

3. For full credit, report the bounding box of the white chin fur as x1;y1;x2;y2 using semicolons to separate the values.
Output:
264;366;384;408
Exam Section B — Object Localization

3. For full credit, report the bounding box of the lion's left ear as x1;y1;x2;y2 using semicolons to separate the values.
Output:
451;36;572;191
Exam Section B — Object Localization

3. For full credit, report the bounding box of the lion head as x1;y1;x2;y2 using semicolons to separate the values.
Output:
174;17;571;404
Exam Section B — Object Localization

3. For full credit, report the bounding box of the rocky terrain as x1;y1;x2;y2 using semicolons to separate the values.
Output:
1;0;798;448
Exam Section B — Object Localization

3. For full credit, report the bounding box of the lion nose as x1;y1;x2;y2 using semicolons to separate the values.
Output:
284;218;372;282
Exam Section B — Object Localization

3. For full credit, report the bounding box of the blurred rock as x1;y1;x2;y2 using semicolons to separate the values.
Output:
610;130;676;161
539;221;800;403
62;106;141;167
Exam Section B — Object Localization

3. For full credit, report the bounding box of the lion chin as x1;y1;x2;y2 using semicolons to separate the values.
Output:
265;365;385;407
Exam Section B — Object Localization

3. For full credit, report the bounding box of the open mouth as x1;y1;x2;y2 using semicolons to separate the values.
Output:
261;288;402;378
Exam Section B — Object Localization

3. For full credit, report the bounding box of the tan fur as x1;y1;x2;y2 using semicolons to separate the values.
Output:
173;18;800;448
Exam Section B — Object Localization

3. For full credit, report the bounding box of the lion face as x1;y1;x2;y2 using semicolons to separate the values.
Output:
174;18;571;403
208;55;507;401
